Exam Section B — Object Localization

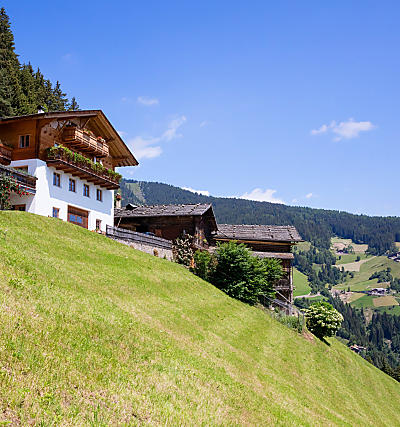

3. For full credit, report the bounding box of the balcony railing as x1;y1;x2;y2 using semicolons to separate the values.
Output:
62;127;109;158
0;164;37;192
46;146;121;190
0;142;12;165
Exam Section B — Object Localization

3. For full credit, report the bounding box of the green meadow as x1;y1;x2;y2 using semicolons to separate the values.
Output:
1;212;400;425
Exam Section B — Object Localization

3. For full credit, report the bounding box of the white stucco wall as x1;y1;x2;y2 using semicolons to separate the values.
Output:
9;159;114;231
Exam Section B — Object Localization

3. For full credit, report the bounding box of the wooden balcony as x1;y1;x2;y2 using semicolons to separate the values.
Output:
46;147;120;190
274;277;292;291
0;142;12;165
0;164;37;193
62;127;109;158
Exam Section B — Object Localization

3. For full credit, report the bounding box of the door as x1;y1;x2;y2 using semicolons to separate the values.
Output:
67;205;89;229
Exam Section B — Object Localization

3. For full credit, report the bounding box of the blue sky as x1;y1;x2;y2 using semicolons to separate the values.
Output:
4;1;400;215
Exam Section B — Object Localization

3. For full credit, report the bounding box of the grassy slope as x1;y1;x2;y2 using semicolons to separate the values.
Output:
293;268;311;297
1;213;400;425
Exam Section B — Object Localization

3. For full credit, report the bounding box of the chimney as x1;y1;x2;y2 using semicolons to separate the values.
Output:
115;193;122;209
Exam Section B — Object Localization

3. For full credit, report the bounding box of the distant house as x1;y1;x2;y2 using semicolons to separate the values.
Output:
212;224;303;305
114;203;218;249
368;288;387;296
0;110;138;230
350;344;366;354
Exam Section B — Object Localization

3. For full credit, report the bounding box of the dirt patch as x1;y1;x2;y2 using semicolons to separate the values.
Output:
373;296;399;307
339;292;364;303
336;256;376;272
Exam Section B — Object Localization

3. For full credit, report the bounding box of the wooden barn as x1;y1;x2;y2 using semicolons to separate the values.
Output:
212;224;303;305
114;203;218;249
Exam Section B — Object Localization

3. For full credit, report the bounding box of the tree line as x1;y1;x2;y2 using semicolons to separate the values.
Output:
0;8;78;118
121;180;400;256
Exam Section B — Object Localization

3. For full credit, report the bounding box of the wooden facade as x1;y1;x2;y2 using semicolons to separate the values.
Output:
114;204;218;249
0;110;138;228
212;224;302;305
0;110;137;170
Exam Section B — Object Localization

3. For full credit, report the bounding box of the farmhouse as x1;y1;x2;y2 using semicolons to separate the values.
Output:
212;224;303;304
114;203;218;249
0;110;137;231
368;288;387;296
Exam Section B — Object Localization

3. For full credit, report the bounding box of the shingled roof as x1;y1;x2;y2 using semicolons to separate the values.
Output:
214;224;302;243
115;203;214;218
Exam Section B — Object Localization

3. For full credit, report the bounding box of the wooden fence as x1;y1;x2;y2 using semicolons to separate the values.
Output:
106;225;172;250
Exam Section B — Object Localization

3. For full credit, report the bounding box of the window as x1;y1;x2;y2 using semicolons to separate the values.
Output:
69;178;76;192
96;189;102;202
19;135;30;148
96;219;102;231
53;173;61;187
52;207;59;218
83;184;90;197
14;166;28;173
12;204;26;211
68;205;88;229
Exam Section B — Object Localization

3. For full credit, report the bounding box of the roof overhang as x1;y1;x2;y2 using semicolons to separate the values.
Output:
0;110;138;168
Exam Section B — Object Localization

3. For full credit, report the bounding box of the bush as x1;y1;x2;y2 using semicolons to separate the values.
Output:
304;302;343;339
193;250;214;281
173;234;193;267
210;241;279;305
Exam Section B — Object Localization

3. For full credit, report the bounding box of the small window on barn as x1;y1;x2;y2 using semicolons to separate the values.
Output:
19;135;30;148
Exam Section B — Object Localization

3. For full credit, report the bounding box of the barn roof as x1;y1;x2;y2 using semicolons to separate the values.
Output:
115;203;215;218
252;251;294;260
214;224;302;243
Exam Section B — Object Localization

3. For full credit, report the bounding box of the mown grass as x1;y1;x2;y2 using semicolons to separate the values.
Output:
1;212;400;425
293;268;311;297
336;253;369;264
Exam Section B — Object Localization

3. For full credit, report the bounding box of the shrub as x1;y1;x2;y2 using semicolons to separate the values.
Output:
210;241;278;305
173;234;193;267
193;250;214;281
304;302;343;339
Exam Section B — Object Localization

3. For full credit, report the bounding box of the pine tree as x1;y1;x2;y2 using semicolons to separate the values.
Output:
68;97;80;111
0;7;79;117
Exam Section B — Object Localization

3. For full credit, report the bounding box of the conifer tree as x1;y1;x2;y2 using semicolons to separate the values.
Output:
0;8;78;117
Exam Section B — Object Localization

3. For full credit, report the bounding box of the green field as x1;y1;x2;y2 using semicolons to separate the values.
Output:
350;295;374;308
293;268;311;297
336;253;369;264
1;212;400;425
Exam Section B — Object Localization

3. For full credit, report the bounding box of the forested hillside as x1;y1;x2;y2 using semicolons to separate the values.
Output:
0;8;78;117
120;180;400;254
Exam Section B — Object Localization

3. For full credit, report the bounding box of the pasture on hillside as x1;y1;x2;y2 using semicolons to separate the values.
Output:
1;211;400;425
293;268;311;297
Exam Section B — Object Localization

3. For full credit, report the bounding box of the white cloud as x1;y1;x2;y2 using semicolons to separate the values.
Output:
311;118;375;141
305;192;313;199
240;188;285;204
137;96;159;106
161;116;186;141
182;187;210;196
200;120;211;128
127;115;187;160
121;97;131;103
117;130;127;137
310;124;328;135
130;136;162;160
